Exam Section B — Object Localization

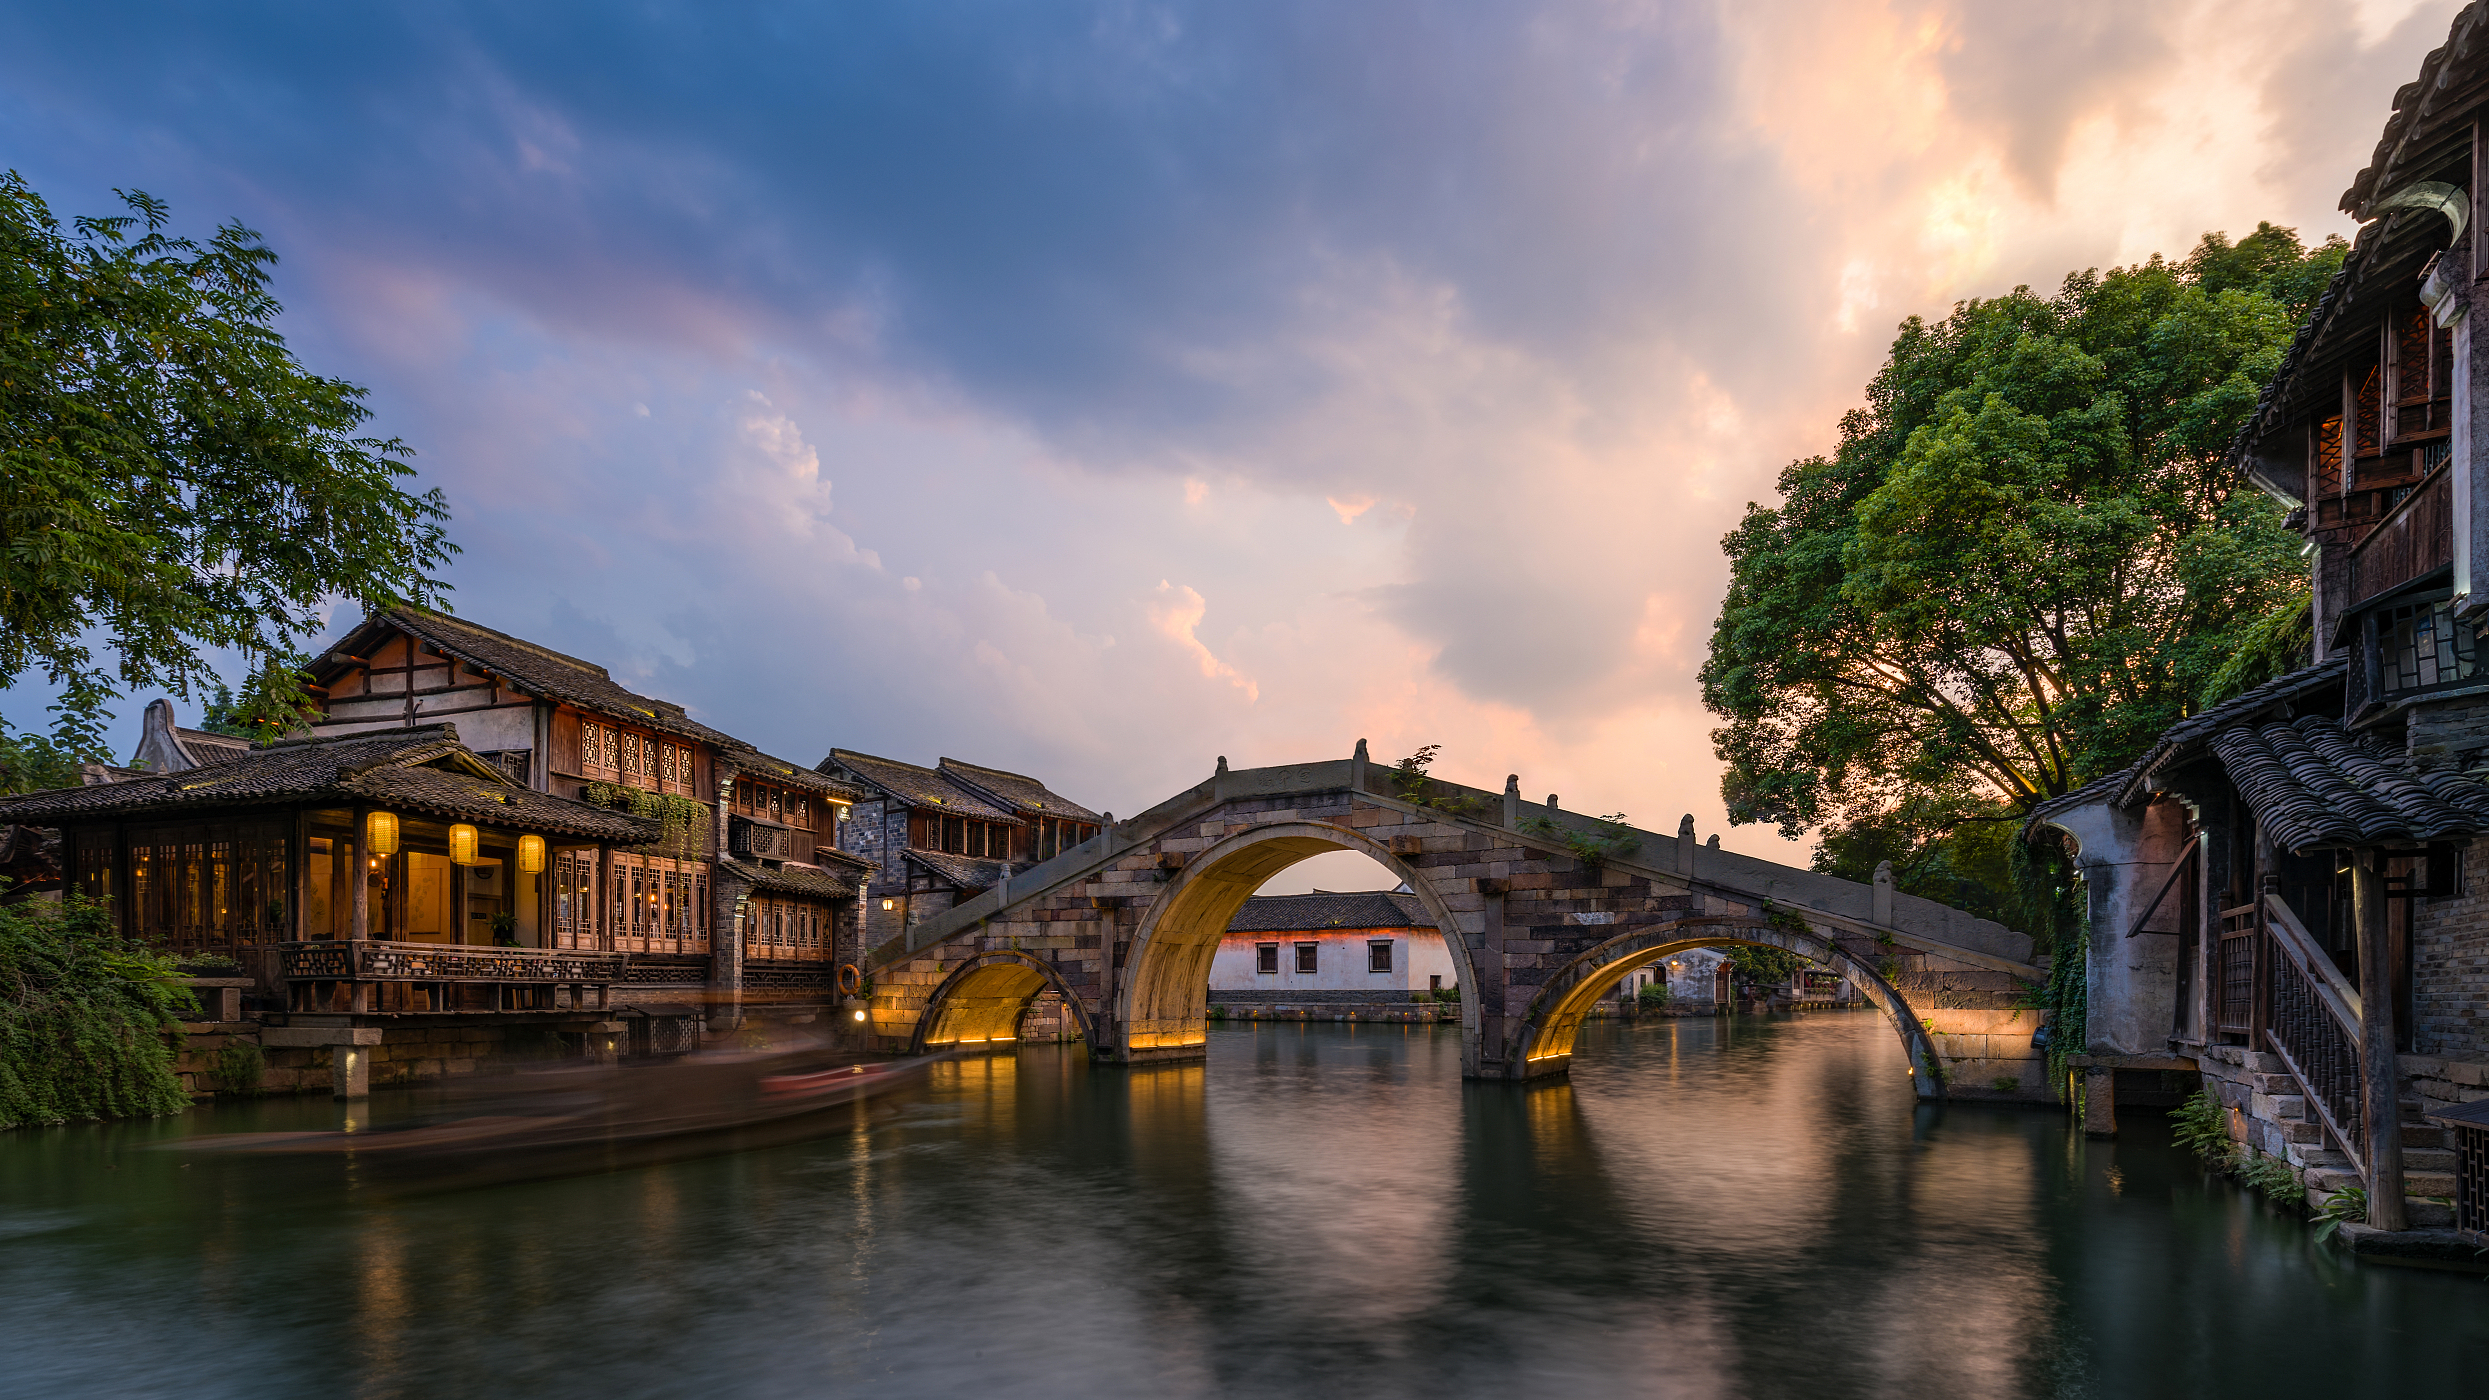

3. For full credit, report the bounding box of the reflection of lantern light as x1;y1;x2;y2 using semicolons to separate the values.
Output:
517;833;545;874
366;810;400;857
449;824;480;865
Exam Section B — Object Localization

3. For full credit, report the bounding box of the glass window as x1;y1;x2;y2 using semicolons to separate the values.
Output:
1256;943;1280;974
2378;598;2481;694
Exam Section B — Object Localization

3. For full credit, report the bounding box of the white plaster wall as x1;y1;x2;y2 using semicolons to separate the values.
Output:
2039;791;2192;1056
1210;930;1455;993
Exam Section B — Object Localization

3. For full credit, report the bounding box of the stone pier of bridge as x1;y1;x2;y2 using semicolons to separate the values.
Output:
861;750;2048;1097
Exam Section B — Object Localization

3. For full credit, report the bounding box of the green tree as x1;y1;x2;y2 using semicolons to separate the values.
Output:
0;890;195;1127
1;173;454;756
1702;224;2340;927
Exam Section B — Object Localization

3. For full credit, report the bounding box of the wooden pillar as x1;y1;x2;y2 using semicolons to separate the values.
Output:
291;811;309;940
2352;850;2408;1229
596;844;612;952
113;821;131;939
347;815;368;941
450;859;468;946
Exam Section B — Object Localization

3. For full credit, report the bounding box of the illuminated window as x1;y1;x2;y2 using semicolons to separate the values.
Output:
1256;943;1279;974
1295;943;1318;974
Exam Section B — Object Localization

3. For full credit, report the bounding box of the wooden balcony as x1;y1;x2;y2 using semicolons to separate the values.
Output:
279;938;628;1015
2347;463;2453;605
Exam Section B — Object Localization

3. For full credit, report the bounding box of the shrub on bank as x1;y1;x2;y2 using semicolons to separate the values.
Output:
0;893;196;1128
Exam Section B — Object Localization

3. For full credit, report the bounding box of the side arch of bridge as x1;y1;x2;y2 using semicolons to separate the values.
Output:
1515;916;1943;1086
863;753;2044;1097
910;949;1097;1054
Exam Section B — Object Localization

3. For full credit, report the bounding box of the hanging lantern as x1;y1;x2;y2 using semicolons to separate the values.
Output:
448;824;480;865
365;810;400;858
517;833;546;875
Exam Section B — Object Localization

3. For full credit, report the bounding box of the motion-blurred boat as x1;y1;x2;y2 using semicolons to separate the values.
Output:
173;1043;961;1191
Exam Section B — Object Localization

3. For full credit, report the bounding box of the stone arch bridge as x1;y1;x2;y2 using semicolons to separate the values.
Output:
861;749;2047;1098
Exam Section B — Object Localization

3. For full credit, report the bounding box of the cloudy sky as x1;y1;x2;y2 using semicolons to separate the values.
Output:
0;0;2461;887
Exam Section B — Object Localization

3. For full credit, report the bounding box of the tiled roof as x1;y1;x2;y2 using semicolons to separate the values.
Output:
2232;3;2489;478
1227;891;1431;934
2209;715;2489;852
905;849;1016;891
936;758;1104;823
174;728;252;766
2342;4;2489;218
823;750;1019;822
316;607;743;750
734;749;868;802
2021;661;2346;841
0;725;659;845
718;859;859;901
2113;661;2347;806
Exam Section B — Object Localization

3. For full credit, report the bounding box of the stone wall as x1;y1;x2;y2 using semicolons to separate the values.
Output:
169;1020;605;1099
2413;839;2489;1057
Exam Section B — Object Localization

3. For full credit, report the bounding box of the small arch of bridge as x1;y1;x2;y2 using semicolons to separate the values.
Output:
912;949;1096;1053
1516;915;1944;1089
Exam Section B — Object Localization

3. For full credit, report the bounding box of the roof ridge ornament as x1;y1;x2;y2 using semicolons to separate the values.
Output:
2372;179;2468;246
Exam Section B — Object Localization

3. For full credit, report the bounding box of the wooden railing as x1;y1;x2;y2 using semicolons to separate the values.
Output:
279;939;626;983
278;939;627;1015
2262;894;2367;1177
2215;902;2261;1036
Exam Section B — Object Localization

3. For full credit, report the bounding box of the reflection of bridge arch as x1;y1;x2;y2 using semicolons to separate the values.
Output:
1118;820;1483;1069
912;949;1095;1053
1517;916;1943;1090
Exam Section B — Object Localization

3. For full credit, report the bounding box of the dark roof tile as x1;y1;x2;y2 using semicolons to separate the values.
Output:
1226;891;1431;933
718;859;860;901
2210;715;2489;851
823;750;1019;822
0;725;658;845
935;758;1104;823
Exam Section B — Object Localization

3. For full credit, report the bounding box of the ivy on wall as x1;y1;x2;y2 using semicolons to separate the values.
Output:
584;782;712;865
1;893;195;1128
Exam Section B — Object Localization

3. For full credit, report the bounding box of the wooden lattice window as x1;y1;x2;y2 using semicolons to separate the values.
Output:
2313;416;2344;496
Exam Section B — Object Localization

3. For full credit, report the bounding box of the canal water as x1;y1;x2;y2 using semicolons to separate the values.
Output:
4;1011;2484;1398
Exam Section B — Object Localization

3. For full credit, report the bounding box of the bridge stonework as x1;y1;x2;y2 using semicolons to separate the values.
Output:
862;755;2049;1098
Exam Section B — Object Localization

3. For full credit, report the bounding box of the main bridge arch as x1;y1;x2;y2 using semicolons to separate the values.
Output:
863;751;2043;1095
1118;820;1479;1067
1516;916;1943;1088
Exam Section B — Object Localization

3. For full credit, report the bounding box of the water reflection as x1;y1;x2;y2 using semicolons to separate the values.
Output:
3;1013;2486;1398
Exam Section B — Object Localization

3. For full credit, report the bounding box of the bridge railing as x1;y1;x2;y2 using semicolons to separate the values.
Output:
869;752;2044;985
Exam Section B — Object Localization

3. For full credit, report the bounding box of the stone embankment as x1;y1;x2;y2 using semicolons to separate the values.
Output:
2197;1044;2480;1228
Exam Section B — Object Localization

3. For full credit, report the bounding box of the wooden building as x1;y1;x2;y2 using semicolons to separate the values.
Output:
2030;4;2489;1243
820;750;1103;946
301;606;874;1020
0;725;659;1017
